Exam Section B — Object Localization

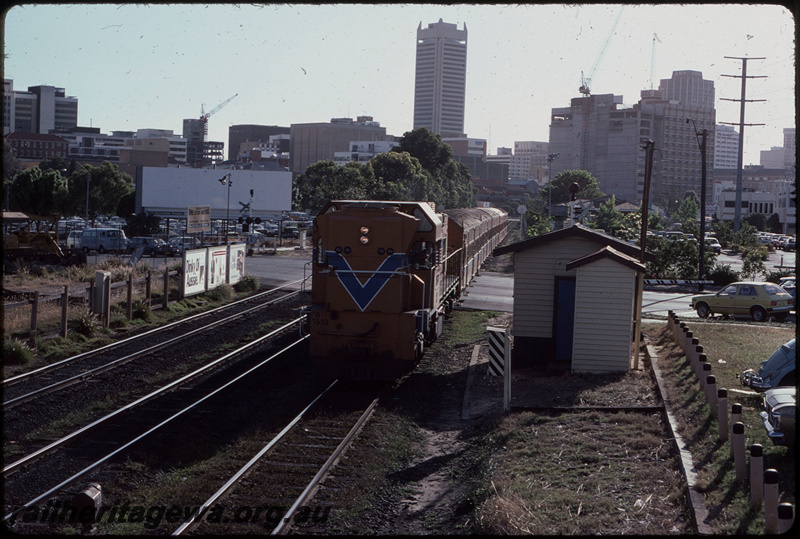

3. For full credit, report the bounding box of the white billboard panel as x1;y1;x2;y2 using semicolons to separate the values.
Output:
208;247;228;290
228;244;246;285
183;248;208;297
137;168;292;220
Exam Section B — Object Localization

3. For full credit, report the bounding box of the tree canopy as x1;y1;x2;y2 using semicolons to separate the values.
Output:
539;169;605;206
293;127;475;214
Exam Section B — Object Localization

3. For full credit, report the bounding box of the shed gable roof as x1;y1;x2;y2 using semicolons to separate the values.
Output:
565;245;646;273
493;224;655;263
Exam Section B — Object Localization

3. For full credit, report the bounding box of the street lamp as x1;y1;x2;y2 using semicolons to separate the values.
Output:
546;153;559;220
218;173;232;239
687;118;708;291
85;170;91;224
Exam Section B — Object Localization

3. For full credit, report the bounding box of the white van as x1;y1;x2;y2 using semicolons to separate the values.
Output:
80;228;128;254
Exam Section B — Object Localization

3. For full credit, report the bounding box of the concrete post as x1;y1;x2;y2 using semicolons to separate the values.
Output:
749;444;763;506
777;503;794;534
763;469;779;533
732;422;746;482
730;403;742;456
705;375;717;415
717;389;729;442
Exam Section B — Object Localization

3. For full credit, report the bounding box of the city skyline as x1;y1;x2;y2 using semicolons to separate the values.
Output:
3;3;795;166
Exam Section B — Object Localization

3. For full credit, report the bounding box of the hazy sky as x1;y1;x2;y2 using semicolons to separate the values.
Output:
4;3;795;165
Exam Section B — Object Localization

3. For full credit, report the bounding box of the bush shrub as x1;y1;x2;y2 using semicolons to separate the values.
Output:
4;338;34;365
204;284;234;302
233;275;260;293
73;312;101;337
707;263;740;286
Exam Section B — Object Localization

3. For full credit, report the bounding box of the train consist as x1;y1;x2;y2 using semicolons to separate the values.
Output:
305;200;508;379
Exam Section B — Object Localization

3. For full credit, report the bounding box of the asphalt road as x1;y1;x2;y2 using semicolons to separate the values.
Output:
101;246;794;322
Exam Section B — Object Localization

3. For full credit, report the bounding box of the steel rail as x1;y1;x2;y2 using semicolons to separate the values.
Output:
2;290;301;409
3;335;308;525
271;394;381;535
171;380;340;536
2;318;304;478
3;279;304;387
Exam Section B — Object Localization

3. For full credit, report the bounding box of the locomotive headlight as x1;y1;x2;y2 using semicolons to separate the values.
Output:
360;236;369;245
360;226;369;235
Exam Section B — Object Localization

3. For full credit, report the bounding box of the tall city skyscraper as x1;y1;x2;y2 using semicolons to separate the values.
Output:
413;19;467;138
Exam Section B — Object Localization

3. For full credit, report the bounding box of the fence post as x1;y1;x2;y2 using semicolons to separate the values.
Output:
730;403;742;456
749;444;763;506
127;273;134;320
763;469;779;533
777;503;794;534
61;285;69;338
696;353;707;380
88;279;94;314
146;270;152;306
29;290;39;347
732;422;746;482
705;375;717;415
163;266;169;310
717;389;729;442
103;274;111;328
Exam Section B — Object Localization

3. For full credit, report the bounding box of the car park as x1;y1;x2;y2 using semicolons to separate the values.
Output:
690;281;794;322
128;236;166;257
740;338;795;391
759;386;795;447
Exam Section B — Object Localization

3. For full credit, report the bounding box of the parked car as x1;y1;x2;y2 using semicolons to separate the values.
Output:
65;230;82;250
80;228;128;254
127;236;166;257
166;236;201;256
778;276;796;302
704;238;722;254
690;281;794;322
740;338;796;391
760;386;795;447
784;238;795;252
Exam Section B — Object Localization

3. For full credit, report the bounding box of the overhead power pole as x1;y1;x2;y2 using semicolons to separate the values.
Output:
719;56;766;232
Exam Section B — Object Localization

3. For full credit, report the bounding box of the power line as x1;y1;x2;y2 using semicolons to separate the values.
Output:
718;56;766;232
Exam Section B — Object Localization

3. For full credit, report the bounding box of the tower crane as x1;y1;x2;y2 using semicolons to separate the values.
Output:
200;93;238;142
578;6;625;96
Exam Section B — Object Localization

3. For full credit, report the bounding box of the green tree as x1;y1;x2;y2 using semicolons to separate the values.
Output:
7;166;69;216
675;195;699;225
65;162;135;223
294;160;374;214
368;151;429;201
124;210;162;237
644;235;716;280
392;127;452;175
540;169;604;206
594;195;625;236
3;139;22;210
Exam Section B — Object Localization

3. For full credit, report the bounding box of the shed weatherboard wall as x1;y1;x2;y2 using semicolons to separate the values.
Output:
571;257;637;373
512;235;606;340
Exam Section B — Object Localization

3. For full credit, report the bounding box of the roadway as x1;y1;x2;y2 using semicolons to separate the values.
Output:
106;246;794;322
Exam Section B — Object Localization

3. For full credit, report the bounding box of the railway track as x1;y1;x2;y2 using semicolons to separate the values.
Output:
3;333;317;531
2;287;309;452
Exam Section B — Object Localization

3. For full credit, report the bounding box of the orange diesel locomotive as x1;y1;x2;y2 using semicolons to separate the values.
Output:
306;200;507;379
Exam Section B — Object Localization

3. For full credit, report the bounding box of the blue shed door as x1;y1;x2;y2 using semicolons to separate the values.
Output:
554;277;576;362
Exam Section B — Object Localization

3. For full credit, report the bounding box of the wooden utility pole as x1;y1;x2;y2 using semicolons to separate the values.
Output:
720;56;766;232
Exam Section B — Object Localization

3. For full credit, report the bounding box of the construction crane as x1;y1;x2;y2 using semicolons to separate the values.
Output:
578;7;625;96
200;93;238;141
196;93;237;167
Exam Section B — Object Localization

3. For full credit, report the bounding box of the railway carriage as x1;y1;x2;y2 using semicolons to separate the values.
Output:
306;200;507;379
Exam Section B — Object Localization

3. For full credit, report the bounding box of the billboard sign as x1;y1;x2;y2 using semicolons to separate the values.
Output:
183;248;207;297
208;247;228;290
187;205;211;233
228;243;246;285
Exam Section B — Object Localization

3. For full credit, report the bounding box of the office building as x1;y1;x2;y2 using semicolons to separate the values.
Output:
509;141;550;182
714;125;739;169
289;116;388;177
228;124;290;161
783;127;796;168
3;79;78;136
549;71;716;205
413;19;467;138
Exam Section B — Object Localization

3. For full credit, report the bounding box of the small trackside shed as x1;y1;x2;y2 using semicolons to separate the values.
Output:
492;224;655;372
